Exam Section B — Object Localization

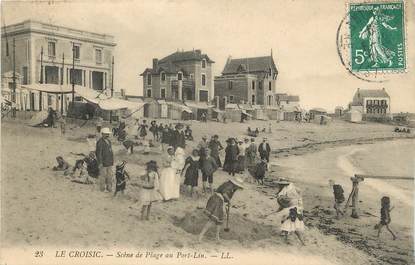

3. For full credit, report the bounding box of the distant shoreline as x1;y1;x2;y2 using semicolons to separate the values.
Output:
272;135;415;158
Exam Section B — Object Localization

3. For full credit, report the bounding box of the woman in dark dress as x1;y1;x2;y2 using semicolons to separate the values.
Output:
138;120;148;139
224;138;239;176
182;149;200;197
161;124;170;151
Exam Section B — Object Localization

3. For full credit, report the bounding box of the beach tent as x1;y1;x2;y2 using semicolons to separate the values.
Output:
28;110;49;126
346;110;362;123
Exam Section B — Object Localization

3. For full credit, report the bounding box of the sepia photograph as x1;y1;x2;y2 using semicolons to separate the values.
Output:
1;0;414;264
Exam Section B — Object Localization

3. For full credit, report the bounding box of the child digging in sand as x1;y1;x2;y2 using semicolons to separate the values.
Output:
140;160;162;220
329;179;345;219
198;178;244;242
376;196;397;240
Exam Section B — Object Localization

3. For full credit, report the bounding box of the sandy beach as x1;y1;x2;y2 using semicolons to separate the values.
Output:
1;118;414;265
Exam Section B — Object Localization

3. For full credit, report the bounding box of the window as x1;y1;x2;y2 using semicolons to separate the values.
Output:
268;81;272;91
22;66;28;85
252;80;255;90
161;72;166;82
202;74;206;86
202;59;206;69
160;88;166;99
228;80;233;90
47;95;52;106
251;95;256;105
229;95;234;104
199;90;208;102
73;44;80;60
147;89;152;97
147;74;152;86
95;49;102;64
189;74;194;80
48;42;56;57
367;100;372;105
259;81;263;90
178;72;183;81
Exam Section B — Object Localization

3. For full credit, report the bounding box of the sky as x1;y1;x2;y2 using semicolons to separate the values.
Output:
2;0;414;112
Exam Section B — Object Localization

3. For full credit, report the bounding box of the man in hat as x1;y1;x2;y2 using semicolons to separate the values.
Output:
198;135;209;163
246;137;257;170
96;127;114;192
258;137;271;162
208;135;223;168
173;123;186;150
199;177;244;242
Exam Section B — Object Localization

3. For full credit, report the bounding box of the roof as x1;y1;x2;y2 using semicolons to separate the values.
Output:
355;89;390;98
310;108;327;113
276;94;299;102
222;56;278;75
159;50;214;64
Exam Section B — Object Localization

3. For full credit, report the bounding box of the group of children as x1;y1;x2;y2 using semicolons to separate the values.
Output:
329;180;397;240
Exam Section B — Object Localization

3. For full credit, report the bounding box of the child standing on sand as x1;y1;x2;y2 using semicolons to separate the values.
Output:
376;196;397;240
140;160;162;220
201;148;218;193
328;180;345;219
182;149;201;197
114;161;130;197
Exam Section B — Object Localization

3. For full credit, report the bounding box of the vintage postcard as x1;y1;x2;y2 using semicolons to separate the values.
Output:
1;0;414;265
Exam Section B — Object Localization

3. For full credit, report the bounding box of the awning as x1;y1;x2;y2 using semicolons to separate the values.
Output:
98;98;146;111
166;101;192;113
184;101;214;109
75;87;108;104
212;108;225;113
20;84;74;94
241;110;253;117
225;103;239;110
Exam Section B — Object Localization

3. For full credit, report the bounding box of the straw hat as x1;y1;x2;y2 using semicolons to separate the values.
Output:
274;178;291;185
230;177;245;189
101;127;111;135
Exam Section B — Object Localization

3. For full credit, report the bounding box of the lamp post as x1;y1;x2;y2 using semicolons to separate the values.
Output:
71;43;75;102
11;38;16;118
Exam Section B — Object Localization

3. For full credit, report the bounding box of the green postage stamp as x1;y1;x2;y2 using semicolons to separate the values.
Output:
349;2;406;72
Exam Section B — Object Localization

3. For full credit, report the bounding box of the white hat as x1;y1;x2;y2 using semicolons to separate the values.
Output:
230;177;245;189
275;178;291;185
101;127;111;135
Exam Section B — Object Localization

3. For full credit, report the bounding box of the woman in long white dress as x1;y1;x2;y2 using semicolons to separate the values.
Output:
159;147;185;200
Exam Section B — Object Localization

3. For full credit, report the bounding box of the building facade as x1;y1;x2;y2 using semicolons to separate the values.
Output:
140;49;214;103
214;53;278;109
1;20;116;111
352;88;390;116
275;93;300;109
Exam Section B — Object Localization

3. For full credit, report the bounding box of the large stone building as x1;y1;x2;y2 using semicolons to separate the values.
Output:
1;20;116;111
214;52;278;109
351;88;390;116
140;49;214;102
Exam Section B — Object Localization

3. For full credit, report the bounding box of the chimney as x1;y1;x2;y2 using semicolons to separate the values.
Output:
195;49;201;55
226;55;232;64
382;87;385;91
152;58;158;70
